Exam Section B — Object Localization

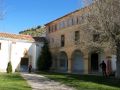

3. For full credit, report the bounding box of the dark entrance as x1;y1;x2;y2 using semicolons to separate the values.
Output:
91;53;99;72
20;57;29;72
58;52;68;72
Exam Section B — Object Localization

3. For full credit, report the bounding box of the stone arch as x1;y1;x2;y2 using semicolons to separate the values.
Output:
71;49;84;74
57;51;68;72
88;47;105;73
51;53;58;71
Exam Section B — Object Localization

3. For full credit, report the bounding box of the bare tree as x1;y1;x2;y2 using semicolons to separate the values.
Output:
83;0;120;78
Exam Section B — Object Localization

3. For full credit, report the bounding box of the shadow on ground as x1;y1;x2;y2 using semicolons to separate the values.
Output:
37;72;120;89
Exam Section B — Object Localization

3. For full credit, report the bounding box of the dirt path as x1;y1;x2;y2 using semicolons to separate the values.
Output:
21;73;75;90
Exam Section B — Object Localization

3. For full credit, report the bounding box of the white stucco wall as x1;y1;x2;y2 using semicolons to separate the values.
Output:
0;40;9;72
11;41;33;72
0;38;43;72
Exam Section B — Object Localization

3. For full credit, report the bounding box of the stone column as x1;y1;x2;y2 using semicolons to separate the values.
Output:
83;51;89;74
67;58;72;73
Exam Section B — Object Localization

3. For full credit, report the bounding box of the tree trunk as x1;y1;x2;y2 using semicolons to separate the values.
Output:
116;42;120;78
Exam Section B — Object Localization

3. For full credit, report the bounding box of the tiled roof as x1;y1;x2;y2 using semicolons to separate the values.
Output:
33;37;46;42
0;32;35;42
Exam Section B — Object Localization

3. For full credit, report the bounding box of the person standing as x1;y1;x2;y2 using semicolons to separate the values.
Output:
100;61;107;77
28;64;32;73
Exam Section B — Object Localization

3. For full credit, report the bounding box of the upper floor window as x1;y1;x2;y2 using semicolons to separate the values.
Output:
76;16;79;24
57;24;60;30
54;24;57;31
93;34;100;42
75;31;80;41
61;35;65;47
67;18;73;26
48;26;51;33
60;21;65;29
79;16;83;24
48;26;53;33
71;18;74;25
74;16;78;25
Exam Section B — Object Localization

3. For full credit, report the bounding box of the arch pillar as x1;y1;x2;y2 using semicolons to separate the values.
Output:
83;50;89;74
67;58;72;73
65;50;73;73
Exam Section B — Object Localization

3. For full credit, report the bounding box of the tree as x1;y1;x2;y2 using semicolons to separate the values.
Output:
19;26;46;37
83;0;120;78
37;41;52;71
6;61;12;73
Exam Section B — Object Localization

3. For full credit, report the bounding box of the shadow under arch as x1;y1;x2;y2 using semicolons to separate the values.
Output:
88;47;105;73
57;51;68;73
71;49;84;74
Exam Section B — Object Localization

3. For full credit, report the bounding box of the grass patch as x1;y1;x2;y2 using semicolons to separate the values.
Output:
37;72;120;90
0;73;31;90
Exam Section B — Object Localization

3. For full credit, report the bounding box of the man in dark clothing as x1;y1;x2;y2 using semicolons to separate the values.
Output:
28;64;32;73
100;61;107;77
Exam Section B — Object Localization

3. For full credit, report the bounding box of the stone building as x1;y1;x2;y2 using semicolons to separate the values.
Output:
45;7;116;74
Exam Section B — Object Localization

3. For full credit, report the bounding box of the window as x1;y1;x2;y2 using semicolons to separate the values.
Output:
67;18;72;26
74;16;78;25
60;21;65;29
57;24;60;30
48;26;53;33
75;31;80;41
51;25;54;32
0;43;1;50
61;35;65;47
76;16;79;24
71;18;74;25
54;24;57;31
48;26;51;33
79;16;83;24
93;34;100;42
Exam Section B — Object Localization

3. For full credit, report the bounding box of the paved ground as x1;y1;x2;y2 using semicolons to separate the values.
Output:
21;73;75;90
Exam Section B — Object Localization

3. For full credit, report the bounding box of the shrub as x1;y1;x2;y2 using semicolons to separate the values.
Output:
6;61;12;73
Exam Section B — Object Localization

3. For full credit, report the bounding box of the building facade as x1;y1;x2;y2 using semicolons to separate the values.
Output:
0;33;44;72
45;7;116;74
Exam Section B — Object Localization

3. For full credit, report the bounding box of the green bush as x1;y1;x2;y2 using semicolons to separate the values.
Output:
37;41;52;71
6;61;12;73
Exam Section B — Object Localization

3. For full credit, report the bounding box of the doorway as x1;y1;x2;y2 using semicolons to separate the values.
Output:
20;57;29;72
91;53;99;72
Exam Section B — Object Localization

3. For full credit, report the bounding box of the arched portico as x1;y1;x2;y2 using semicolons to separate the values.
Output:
71;50;84;74
57;51;68;72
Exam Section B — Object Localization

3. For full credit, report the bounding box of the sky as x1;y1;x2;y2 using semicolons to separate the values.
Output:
0;0;84;34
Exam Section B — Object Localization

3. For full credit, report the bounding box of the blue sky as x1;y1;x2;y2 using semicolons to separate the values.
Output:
0;0;84;34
